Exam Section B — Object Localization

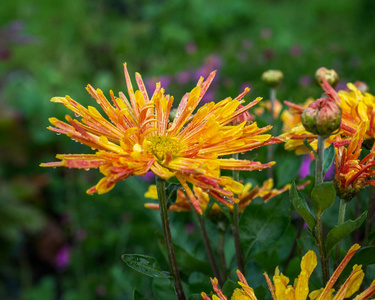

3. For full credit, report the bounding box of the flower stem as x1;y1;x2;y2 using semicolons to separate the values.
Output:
232;153;245;274
335;199;347;267
365;184;375;245
315;135;325;185
267;87;276;179
155;177;186;300
315;135;329;285
218;224;228;280
196;215;223;286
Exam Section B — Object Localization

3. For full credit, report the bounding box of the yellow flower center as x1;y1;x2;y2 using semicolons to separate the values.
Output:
146;136;181;161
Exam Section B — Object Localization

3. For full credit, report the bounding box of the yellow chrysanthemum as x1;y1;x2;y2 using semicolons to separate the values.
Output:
144;179;307;215
201;244;375;300
41;64;281;213
334;122;375;200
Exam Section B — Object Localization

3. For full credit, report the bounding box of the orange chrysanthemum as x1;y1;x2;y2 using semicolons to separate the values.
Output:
41;64;281;213
202;244;375;300
334;122;375;200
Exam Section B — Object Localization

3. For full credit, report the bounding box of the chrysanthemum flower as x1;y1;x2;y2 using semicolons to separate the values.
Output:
145;179;309;216
41;64;281;213
334;122;375;200
201;244;375;300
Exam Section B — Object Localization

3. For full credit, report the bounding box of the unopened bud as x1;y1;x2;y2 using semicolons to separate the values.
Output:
354;81;369;94
232;105;254;125
315;67;339;87
301;97;341;137
262;70;283;88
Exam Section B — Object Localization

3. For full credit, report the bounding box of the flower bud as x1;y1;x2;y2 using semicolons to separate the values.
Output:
301;97;341;137
315;67;339;87
354;81;369;94
232;105;254;125
261;70;283;88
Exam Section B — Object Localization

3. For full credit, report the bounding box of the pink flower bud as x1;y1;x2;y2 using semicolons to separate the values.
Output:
301;97;341;136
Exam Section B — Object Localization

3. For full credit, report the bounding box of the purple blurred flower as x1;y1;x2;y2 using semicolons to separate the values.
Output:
237;51;247;62
55;245;70;270
299;75;312;87
75;229;87;241
324;161;336;181
201;88;215;104
299;155;311;179
176;71;191;84
290;45;302;57
185;42;197;54
263;48;274;60
145;75;171;92
260;27;273;40
185;223;196;234
140;171;154;182
242;39;253;50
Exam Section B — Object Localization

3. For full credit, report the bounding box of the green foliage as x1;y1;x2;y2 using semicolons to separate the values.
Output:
311;182;336;215
239;195;290;261
323;144;335;175
122;254;171;278
290;181;316;231
325;211;367;255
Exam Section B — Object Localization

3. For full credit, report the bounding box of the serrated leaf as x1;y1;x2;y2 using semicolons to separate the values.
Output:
239;195;290;260
133;288;147;300
325;211;367;255
290;181;316;231
323;143;335;175
311;182;336;214
122;254;171;278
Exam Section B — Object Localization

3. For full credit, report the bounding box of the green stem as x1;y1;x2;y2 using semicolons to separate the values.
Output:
231;153;245;274
315;135;325;186
267;87;276;179
196;215;223;286
314;135;329;285
335;199;347;267
365;185;375;245
155;177;186;300
218;224;228;280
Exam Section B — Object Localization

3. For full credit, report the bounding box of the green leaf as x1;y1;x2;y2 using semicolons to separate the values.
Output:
341;245;375;278
303;138;315;153
156;232;212;276
152;279;176;300
202;198;215;218
323;143;335;175
188;295;204;300
290;181;316;231
325;211;367;255
133;288;148;300
239;195;290;260
212;198;233;224
222;279;240;297
166;183;181;209
121;254;171;278
311;182;336;214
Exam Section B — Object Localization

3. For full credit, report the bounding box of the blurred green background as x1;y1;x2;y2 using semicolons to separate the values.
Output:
1;0;375;299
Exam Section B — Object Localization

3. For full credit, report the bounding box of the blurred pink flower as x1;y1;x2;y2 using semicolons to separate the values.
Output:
261;27;273;39
290;45;301;57
185;42;197;54
299;75;312;87
55;245;70;270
